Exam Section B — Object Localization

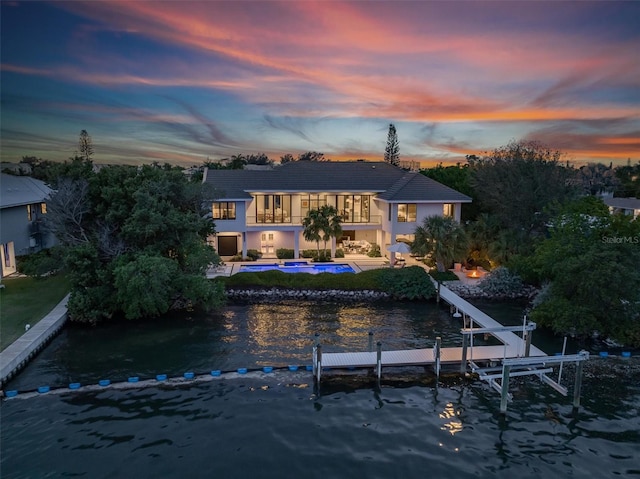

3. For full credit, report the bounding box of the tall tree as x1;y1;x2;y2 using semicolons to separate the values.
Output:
229;154;246;169
614;160;640;198
529;197;640;346
280;153;295;164
78;130;94;161
421;162;480;221
577;162;619;196
245;153;273;165
412;215;467;272
384;123;400;167
298;151;325;162
45;164;224;323
469;140;577;236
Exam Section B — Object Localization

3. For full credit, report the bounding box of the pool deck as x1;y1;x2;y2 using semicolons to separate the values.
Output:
207;254;410;278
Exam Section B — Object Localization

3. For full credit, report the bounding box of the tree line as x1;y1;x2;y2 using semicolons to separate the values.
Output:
416;140;640;347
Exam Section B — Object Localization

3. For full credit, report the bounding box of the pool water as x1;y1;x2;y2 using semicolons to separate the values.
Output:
239;261;356;274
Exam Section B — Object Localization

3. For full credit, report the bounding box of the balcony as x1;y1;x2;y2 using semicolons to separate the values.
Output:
245;215;382;226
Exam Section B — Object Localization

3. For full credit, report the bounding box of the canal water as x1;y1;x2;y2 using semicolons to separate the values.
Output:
2;301;639;478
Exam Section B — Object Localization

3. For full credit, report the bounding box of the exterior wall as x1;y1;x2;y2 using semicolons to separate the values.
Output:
1;242;17;277
212;201;247;232
0;203;55;278
209;196;468;257
0;205;32;255
0;204;54;255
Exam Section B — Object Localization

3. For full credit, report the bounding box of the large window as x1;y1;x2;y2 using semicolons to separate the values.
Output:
300;194;326;219
397;204;417;222
255;195;291;223
213;202;236;220
336;195;370;223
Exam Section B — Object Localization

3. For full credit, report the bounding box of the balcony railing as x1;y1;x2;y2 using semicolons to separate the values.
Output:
245;215;382;226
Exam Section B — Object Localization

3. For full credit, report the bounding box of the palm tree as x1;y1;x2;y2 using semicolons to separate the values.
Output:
466;213;501;268
412;215;467;272
229;154;246;169
302;205;342;261
319;205;342;259
303;209;324;258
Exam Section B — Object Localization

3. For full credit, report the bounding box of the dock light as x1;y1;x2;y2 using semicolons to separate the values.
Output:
453;308;462;318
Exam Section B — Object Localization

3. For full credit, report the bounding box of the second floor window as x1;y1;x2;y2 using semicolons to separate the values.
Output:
213;202;236;220
336;195;370;223
397;204;416;222
255;195;291;223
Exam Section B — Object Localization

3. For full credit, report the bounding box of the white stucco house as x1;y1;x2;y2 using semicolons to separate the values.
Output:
0;174;55;277
203;161;471;259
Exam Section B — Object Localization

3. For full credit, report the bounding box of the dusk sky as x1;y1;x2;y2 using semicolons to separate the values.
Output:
1;1;639;167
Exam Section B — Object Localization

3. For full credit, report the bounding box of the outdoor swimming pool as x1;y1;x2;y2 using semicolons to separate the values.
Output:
239;261;356;274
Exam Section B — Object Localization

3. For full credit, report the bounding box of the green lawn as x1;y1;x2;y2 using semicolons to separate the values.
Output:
0;275;70;351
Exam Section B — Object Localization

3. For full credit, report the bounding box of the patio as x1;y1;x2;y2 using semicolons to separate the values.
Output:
207;251;431;278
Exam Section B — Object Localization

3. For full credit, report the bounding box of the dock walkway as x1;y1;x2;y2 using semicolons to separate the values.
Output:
0;295;69;387
315;282;546;373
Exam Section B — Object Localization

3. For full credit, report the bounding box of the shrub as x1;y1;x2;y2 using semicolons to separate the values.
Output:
377;266;436;300
479;266;524;296
367;243;382;257
429;270;459;282
16;247;63;278
276;248;295;259
301;249;333;261
229;255;244;262
246;249;262;261
220;266;436;301
315;251;331;263
335;248;345;258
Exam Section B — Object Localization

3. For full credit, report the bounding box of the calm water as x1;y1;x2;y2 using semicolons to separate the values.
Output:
2;301;639;478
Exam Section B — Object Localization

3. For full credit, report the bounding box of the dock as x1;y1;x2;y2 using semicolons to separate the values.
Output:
312;281;589;412
0;295;69;387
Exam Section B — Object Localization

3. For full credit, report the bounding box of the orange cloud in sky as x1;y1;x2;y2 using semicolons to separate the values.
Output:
3;1;638;166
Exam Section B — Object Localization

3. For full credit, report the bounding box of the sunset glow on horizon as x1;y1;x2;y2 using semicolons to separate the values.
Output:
1;1;638;167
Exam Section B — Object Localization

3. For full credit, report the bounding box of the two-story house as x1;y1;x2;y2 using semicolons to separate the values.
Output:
203;161;471;259
0;174;55;277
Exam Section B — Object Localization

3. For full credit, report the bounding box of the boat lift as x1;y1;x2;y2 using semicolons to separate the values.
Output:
462;323;590;412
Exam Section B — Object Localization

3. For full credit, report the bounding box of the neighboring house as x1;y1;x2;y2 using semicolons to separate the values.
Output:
603;197;640;219
203;161;471;258
0;174;55;277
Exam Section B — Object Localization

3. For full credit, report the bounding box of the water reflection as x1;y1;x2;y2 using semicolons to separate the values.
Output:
440;402;464;435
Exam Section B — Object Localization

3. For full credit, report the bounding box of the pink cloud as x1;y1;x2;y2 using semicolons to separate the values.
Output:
4;1;637;165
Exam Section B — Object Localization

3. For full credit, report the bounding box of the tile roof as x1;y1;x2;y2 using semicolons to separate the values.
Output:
0;174;52;209
204;161;471;203
603;197;640;210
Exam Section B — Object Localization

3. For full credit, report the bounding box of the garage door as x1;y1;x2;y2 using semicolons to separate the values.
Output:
217;236;238;256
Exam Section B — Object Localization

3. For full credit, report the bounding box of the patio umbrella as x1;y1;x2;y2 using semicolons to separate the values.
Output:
387;242;411;254
387;242;411;267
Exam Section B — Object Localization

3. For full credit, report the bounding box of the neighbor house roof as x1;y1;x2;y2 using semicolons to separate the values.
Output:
0;174;52;209
203;161;471;203
603;197;640;210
